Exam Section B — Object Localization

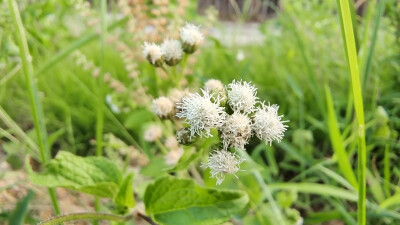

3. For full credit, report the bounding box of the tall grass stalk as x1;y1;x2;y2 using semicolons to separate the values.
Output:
7;0;60;214
336;0;367;224
94;0;107;219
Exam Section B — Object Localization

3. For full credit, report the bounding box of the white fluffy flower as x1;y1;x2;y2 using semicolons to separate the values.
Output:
252;103;288;145
164;148;184;165
204;79;224;92
161;39;183;66
176;89;225;138
227;80;258;113
142;42;163;66
143;125;162;142
169;88;189;104
220;112;252;150
152;96;173;118
201;150;244;185
180;22;204;47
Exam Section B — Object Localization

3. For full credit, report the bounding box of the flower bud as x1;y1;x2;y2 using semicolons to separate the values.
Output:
180;23;204;54
176;127;198;145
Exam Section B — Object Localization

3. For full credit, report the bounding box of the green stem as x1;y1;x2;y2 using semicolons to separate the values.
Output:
155;139;168;154
179;54;188;82
38;212;133;225
336;0;367;224
7;0;60;215
384;144;390;198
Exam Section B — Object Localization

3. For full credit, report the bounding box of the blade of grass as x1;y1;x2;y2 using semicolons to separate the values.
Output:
384;144;391;197
7;0;60;214
268;182;358;201
336;0;367;224
361;0;386;92
325;84;358;188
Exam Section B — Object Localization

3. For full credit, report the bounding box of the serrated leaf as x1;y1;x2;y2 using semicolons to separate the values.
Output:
115;173;135;208
145;176;249;225
27;151;122;198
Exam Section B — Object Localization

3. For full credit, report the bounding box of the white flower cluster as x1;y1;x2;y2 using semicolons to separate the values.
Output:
176;89;225;138
142;22;203;67
175;79;288;185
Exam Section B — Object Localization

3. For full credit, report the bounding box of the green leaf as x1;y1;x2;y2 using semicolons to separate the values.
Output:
325;85;358;189
115;173;135;208
8;190;34;225
27;151;122;198
145;176;249;225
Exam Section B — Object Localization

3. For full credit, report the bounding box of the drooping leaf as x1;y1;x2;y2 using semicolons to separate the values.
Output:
27;151;122;199
145;176;249;225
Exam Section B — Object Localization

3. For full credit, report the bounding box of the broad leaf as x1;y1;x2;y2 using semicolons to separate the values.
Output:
145;176;249;225
27;151;122;199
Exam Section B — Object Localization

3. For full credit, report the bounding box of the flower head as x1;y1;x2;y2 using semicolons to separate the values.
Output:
180;22;204;53
204;79;224;92
204;79;227;105
201;150;244;185
144;125;162;142
164;136;179;150
161;39;183;66
227;80;258;113
220;112;252;150
142;42;164;67
252;103;288;145
176;89;225;138
152;96;174;118
164;148;184;165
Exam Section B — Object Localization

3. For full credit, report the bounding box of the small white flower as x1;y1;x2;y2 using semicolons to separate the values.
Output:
180;22;204;46
252;102;288;145
161;39;183;66
176;89;225;138
144;125;162;142
164;148;184;165
227;80;258;113
142;42;163;66
152;96;174;118
220;112;252;150
201;150;244;185
204;79;224;92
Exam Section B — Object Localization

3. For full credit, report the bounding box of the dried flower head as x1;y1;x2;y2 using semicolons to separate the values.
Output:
161;39;183;66
201;150;244;185
164;136;179;150
169;88;189;104
144;125;163;142
164;148;184;165
220;112;252;150
142;42;164;67
204;79;224;92
252;103;288;145
152;96;174;118
227;80;258;113
176;89;225;138
180;22;204;53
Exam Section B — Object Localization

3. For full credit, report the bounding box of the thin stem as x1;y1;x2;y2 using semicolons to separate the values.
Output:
96;0;107;157
155;139;168;154
38;212;133;225
7;0;60;215
383;144;390;197
337;0;367;224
